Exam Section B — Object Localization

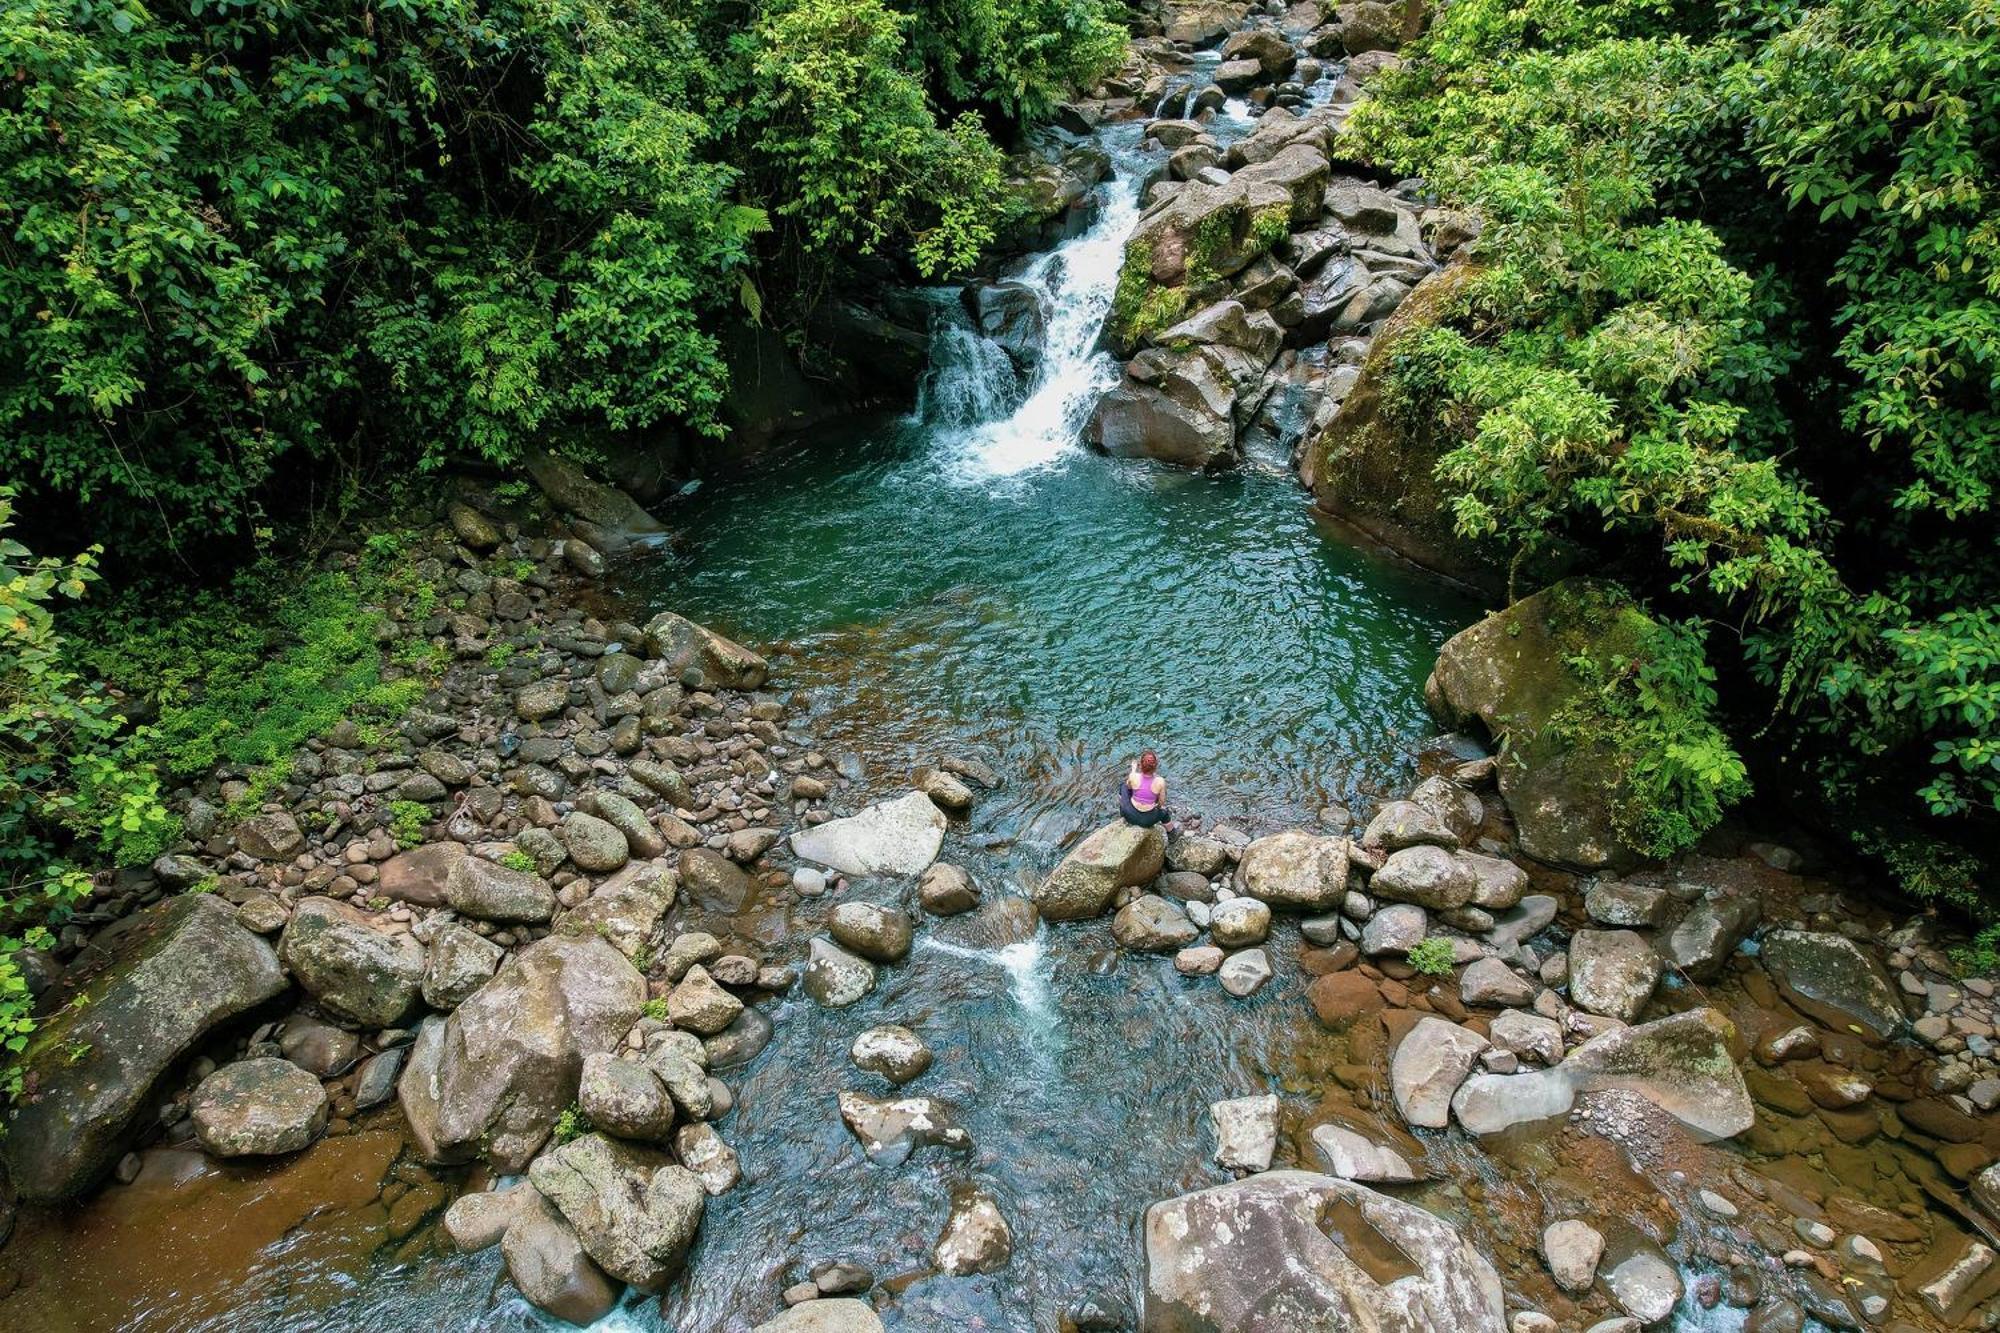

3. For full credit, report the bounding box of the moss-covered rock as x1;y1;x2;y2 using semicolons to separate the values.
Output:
1107;145;1329;355
1302;262;1501;588
1424;579;1666;870
0;895;288;1201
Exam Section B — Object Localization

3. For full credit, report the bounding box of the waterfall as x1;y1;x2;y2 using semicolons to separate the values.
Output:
915;306;1022;430
920;151;1148;482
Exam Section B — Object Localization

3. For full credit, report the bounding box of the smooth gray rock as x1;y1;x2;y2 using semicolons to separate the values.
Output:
1391;1017;1488;1129
1760;929;1905;1039
1451;1008;1753;1140
790;792;947;878
803;938;877;1008
1143;1172;1505;1332
1233;831;1349;912
190;1058;329;1157
279;897;425;1028
422;924;505;1010
1036;822;1168;921
1568;929;1661;1022
1113;895;1200;952
1311;1123;1422;1182
837;1091;971;1166
445;856;557;923
829;901;915;963
399;935;646;1170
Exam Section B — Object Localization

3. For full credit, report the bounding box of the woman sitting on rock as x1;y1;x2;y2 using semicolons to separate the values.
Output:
1119;750;1176;831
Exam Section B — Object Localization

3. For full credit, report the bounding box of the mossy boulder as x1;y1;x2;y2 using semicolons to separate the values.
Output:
1302;262;1502;588
0;895;288;1201
1425;579;1665;870
1108;145;1329;355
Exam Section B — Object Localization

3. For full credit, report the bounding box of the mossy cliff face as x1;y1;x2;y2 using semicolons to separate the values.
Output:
1302;261;1500;589
1424;578;1658;871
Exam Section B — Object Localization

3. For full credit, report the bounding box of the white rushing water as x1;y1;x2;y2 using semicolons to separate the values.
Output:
923;151;1149;482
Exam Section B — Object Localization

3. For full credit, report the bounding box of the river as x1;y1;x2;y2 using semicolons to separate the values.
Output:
4;54;1906;1333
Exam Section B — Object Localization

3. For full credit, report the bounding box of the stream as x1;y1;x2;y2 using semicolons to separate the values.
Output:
5;50;1932;1333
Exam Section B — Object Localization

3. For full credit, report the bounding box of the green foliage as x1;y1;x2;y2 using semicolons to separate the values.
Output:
1;490;173;1096
552;1102;592;1145
1406;936;1457;976
908;0;1127;123
500;850;539;875
642;997;672;1021
387;801;430;850
2;0;1128;548
749;0;1007;277
1552;616;1752;856
80;556;428;785
1347;0;2000;892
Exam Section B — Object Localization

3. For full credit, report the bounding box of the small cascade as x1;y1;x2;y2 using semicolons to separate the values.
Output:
917;131;1150;481
914;298;1023;429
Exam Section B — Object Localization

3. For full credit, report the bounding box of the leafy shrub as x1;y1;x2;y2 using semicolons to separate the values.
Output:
643;997;672;1022
1;491;172;1091
552;1103;592;1145
387;802;431;851
1;0;1128;553
1406;937;1457;976
1346;0;2000;898
500;850;539;875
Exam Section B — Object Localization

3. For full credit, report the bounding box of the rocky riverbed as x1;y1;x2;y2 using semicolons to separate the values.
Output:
6;3;2000;1331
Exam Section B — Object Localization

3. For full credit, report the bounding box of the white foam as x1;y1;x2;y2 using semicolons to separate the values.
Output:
923;167;1147;482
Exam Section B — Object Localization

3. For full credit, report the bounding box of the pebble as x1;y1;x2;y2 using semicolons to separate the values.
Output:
1698;1189;1738;1219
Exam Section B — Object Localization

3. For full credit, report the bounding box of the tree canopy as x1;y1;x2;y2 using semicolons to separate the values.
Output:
1349;0;1999;898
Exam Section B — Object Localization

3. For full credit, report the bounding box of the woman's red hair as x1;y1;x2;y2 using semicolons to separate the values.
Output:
1139;750;1158;773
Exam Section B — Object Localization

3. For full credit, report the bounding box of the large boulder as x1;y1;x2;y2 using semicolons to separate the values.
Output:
377;841;467;906
1143;1171;1506;1331
1304;264;1495;586
1760;929;1905;1039
789;791;947;878
526;451;669;551
559;862;676;961
0;895;287;1200
837;1091;972;1166
963;280;1048;369
557;811;630;874
1425;579;1739;869
1661;893;1758;980
1232;831;1348;912
527;1133;704;1290
828;901;915;964
1451;1008;1753;1140
1108;148;1329;353
642;611;768;690
1088;349;1239;468
423;924;505;1010
502;1191;621;1325
1219;25;1297;77
1114;895;1201;952
1369;845;1475;910
399;935;646;1170
190;1057;330;1158
1567;928;1661;1022
444;856;556;923
277;897;425;1028
803;937;878;1008
1034;823;1168;921
1391;1017;1489;1129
